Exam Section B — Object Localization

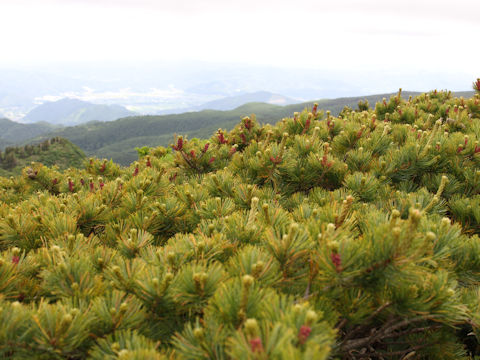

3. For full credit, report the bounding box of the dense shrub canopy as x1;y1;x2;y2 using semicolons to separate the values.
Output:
1;89;480;358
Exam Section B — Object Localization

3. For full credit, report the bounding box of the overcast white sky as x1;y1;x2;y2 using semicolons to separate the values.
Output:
0;0;479;74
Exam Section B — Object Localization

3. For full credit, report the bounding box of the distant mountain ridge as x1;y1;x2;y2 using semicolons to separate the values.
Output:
154;91;298;115
194;91;298;111
22;98;136;126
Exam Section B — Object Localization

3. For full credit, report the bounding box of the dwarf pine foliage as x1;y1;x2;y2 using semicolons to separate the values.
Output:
1;86;480;359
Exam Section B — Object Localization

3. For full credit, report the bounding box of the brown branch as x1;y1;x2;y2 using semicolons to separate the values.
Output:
343;302;392;341
382;325;442;339
341;315;438;352
371;342;440;358
179;151;199;171
336;318;348;330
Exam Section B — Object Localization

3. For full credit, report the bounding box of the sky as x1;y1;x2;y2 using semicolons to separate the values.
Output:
1;0;479;74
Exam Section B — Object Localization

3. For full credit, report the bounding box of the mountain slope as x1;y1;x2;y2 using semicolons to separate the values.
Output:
22;98;136;125
0;137;86;177
0;118;58;148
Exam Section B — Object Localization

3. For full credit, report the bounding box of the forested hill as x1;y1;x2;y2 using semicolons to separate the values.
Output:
31;91;475;165
0;118;58;149
0;137;85;177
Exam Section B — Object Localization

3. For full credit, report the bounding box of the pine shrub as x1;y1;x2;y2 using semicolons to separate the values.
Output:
1;88;480;358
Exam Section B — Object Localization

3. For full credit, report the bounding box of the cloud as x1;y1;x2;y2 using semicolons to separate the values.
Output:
0;0;478;73
34;86;185;104
6;0;480;21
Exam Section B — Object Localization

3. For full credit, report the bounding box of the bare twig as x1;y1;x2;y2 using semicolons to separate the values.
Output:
372;342;439;358
343;302;392;341
336;318;348;330
341;315;438;352
382;325;442;339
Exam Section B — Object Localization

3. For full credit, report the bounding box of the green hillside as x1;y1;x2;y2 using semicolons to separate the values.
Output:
1;87;480;358
0;137;86;177
0;138;13;149
0;118;58;148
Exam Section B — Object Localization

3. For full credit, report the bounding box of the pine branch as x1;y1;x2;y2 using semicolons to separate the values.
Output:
341;315;439;352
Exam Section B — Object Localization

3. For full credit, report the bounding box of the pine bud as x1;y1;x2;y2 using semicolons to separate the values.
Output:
441;217;451;227
11;301;21;310
252;261;264;277
392;227;401;239
242;274;254;288
262;203;270;224
326;223;336;233
167;251;176;264
112;265;121;275
287;222;299;241
207;223;215;236
12;247;20;257
60;313;73;331
119;302;128;314
193;272;207;291
305;310;318;326
409;208;421;225
327;240;339;252
245;318;260;338
193;327;204;340
118;349;130;358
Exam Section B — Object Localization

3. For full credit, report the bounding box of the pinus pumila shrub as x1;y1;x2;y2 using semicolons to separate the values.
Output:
2;88;480;358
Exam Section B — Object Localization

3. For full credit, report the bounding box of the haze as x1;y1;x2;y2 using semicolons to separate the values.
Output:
1;0;479;71
0;0;478;120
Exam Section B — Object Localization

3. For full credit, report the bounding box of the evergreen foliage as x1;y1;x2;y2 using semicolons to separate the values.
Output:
1;89;480;358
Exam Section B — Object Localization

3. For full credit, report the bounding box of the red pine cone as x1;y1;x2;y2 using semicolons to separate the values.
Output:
218;131;227;144
331;252;342;272
298;325;312;344
68;179;74;192
249;337;264;353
